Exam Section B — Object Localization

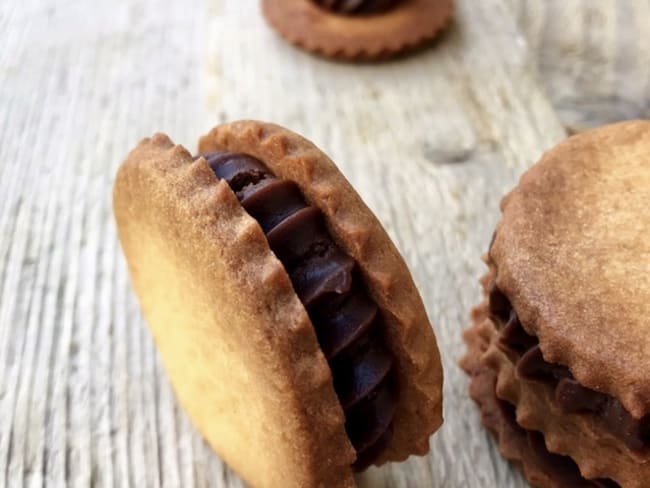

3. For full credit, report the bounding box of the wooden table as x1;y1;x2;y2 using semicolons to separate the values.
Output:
1;1;648;486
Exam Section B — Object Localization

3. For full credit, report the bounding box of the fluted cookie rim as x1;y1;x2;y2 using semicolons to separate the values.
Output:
198;120;443;465
261;0;454;61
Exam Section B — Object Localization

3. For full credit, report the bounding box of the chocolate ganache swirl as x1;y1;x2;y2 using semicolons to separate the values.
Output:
202;151;398;471
314;0;399;14
488;284;650;451
495;398;618;488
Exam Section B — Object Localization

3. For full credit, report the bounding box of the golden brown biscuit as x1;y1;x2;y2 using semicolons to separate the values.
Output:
261;0;454;61
462;120;650;488
114;120;443;487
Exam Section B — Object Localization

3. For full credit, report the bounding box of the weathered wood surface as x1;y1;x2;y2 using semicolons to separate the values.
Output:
0;0;647;486
512;0;650;132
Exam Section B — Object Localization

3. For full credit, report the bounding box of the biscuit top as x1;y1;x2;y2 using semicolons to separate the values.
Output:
313;0;398;14
490;120;650;418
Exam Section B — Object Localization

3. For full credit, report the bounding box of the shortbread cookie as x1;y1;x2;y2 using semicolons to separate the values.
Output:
114;120;443;488
462;120;650;488
262;0;454;60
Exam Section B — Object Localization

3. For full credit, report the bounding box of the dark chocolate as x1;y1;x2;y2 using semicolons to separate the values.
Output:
310;292;378;359
498;313;537;356
352;423;394;471
313;0;399;14
331;337;393;409
202;151;398;470
487;282;511;323
517;345;573;383
489;282;650;451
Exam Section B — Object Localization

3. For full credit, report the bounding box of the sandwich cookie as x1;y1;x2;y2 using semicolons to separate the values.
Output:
114;120;443;488
461;120;650;488
262;0;454;61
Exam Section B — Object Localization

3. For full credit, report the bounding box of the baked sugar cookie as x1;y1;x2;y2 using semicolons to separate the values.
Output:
462;120;650;488
114;120;443;488
262;0;454;60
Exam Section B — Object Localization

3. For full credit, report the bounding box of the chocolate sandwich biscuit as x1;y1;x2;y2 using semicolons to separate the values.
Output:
461;120;650;488
262;0;453;61
114;120;443;488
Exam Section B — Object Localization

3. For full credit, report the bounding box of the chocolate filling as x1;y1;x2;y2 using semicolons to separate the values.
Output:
496;398;619;488
313;0;399;14
488;283;650;451
202;151;398;471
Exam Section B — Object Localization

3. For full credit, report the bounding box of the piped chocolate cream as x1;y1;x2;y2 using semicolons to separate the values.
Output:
488;283;650;451
201;151;398;471
496;397;618;488
464;310;619;487
313;0;399;14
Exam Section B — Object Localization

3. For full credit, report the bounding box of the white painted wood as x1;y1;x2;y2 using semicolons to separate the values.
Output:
513;0;650;132
0;0;645;486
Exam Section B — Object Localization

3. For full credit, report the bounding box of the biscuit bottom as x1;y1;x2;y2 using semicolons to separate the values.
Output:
488;284;650;451
201;151;397;471
462;341;618;488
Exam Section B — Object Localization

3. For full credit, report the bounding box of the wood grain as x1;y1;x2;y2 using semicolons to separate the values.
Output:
513;0;650;132
0;0;646;486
